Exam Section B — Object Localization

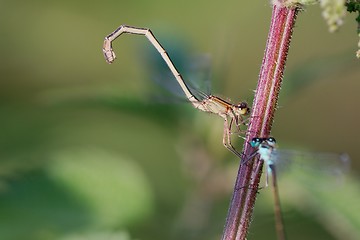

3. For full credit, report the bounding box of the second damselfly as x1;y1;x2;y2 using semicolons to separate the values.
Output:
103;25;250;158
248;137;350;240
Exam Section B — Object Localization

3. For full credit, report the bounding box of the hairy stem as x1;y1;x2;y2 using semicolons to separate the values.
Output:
221;5;299;240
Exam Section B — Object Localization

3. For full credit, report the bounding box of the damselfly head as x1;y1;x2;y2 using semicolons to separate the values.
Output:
235;102;250;115
250;137;277;148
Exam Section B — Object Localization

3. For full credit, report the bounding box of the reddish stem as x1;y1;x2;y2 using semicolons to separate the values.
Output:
221;5;299;240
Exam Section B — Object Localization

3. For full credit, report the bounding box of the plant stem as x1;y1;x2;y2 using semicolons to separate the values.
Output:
221;5;299;240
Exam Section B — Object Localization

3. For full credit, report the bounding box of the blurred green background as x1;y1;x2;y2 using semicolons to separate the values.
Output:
1;0;360;239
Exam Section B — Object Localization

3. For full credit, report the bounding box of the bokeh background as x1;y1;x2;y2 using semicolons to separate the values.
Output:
1;1;360;240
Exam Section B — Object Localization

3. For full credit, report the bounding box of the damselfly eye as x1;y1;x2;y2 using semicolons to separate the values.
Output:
236;102;250;115
237;102;248;109
267;137;276;143
250;138;262;147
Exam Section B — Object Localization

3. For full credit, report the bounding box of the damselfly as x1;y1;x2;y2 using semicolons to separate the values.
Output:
103;25;250;158
249;137;350;240
249;137;350;187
